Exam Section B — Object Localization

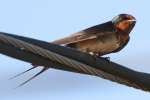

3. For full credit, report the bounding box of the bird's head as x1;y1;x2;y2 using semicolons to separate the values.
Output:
112;14;136;34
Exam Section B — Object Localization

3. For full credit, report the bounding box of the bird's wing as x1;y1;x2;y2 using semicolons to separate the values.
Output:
52;21;114;45
52;31;98;45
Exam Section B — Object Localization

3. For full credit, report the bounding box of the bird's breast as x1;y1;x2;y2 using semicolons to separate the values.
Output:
75;34;120;54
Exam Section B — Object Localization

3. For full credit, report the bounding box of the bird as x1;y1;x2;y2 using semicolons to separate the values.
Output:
10;14;136;87
52;14;136;56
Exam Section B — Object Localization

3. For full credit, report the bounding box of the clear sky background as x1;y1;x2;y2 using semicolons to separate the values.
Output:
0;0;150;100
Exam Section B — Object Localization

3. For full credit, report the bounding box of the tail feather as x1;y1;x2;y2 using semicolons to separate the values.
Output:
16;67;49;88
9;66;37;80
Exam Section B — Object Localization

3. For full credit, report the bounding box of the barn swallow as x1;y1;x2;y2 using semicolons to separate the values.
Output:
53;14;136;56
10;14;136;87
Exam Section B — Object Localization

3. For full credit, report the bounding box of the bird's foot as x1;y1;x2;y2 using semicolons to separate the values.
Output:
31;63;39;67
102;57;111;62
88;52;111;62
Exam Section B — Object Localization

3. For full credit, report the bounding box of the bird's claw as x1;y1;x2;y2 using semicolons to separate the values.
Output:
104;57;110;61
102;57;111;62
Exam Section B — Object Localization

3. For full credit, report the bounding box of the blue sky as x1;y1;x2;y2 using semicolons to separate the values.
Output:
0;0;150;100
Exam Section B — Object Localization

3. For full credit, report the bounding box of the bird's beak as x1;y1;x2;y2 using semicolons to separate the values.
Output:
125;19;136;26
126;19;136;23
127;19;136;22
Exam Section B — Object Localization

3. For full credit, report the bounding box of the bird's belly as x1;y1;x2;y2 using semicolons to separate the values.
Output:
76;37;120;54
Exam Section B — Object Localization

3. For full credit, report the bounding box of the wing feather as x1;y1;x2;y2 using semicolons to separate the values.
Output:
52;31;97;45
52;21;114;45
